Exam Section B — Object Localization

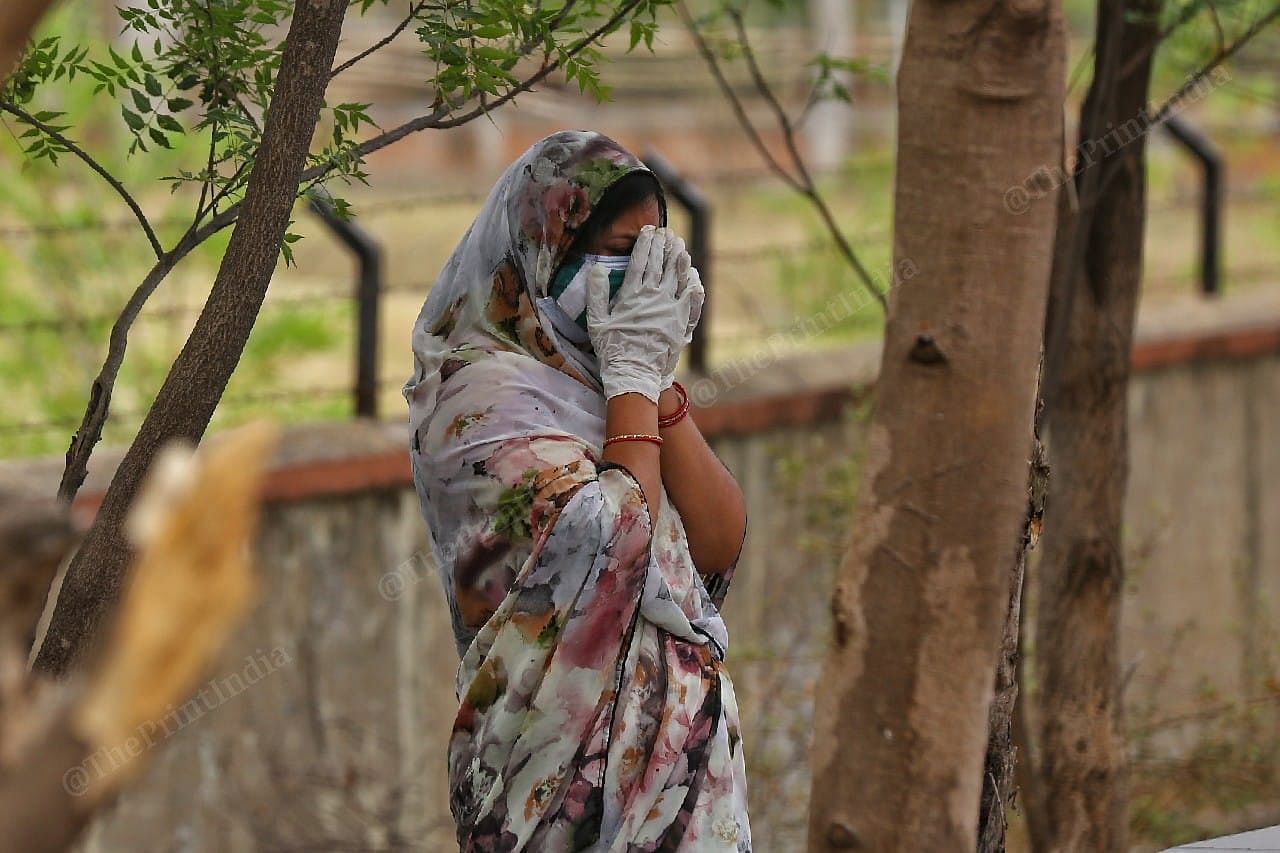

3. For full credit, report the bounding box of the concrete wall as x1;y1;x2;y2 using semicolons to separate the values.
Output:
7;311;1276;851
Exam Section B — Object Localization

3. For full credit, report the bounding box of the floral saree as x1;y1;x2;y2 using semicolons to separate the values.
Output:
403;131;750;850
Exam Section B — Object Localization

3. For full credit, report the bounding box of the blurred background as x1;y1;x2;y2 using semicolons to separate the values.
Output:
2;1;1279;850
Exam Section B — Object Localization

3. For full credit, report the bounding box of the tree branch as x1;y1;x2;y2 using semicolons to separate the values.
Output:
1117;0;1276;81
677;1;800;192
727;7;814;188
0;100;164;258
39;0;350;677
57;247;185;503
330;0;428;79
679;1;887;310
57;0;640;504
1148;5;1280;123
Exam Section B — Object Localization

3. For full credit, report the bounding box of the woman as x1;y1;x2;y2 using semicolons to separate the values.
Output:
404;130;750;850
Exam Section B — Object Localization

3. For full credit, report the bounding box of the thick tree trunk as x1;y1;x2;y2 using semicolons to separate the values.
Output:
805;0;1065;848
1033;0;1160;847
33;0;348;676
0;0;57;82
978;432;1049;853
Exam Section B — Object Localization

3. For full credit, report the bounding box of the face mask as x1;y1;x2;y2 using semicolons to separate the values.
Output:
549;253;629;332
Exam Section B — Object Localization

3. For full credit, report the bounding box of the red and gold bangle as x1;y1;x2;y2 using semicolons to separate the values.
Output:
658;380;690;429
603;432;664;449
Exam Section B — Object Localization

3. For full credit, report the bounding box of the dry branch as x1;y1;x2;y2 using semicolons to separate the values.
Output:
678;0;887;310
2;422;277;852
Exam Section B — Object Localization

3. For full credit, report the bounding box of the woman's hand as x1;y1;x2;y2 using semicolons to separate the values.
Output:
586;226;701;404
657;236;704;393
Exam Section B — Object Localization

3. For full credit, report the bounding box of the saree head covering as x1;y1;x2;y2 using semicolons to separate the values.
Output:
403;130;751;850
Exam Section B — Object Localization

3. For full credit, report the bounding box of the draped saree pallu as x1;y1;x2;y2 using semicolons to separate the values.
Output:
403;131;751;851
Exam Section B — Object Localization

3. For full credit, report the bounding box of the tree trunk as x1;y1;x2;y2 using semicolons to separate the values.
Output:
1033;0;1160;847
33;0;348;677
0;0;57;82
805;0;1065;848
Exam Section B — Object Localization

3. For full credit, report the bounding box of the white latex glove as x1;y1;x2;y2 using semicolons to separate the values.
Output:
658;237;704;392
586;226;695;404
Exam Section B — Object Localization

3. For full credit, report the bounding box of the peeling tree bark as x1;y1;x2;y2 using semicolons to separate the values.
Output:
978;426;1049;853
805;0;1065;847
1033;0;1161;847
33;0;348;676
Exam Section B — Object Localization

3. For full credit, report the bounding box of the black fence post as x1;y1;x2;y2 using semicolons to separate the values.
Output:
642;150;712;374
309;197;383;419
1162;114;1223;297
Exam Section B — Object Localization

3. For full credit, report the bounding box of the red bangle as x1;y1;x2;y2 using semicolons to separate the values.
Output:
658;380;689;429
603;433;664;449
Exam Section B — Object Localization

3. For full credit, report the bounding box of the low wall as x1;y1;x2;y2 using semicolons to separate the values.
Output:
6;298;1279;851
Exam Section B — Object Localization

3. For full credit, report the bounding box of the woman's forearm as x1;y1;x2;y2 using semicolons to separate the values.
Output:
602;392;663;521
657;386;746;575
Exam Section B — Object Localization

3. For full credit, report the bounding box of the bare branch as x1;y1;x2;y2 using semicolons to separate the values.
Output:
1117;0;1277;81
727;7;813;188
1204;0;1227;55
676;1;801;192
679;1;887;310
330;1;428;79
0;100;164;259
59;250;183;502
1148;5;1280;122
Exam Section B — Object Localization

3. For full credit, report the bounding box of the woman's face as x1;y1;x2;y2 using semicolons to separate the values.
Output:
585;195;662;257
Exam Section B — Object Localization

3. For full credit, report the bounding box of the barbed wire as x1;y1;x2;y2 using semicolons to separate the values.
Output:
2;157;1276;444
0;232;893;333
0;382;367;436
0;287;354;334
4;151;1275;240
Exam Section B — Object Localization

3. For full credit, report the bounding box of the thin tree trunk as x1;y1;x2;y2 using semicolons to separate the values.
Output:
805;0;1065;847
1033;0;1161;846
33;0;348;677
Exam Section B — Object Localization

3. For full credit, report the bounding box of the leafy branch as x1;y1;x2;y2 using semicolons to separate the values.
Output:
678;0;887;310
0;99;163;257
18;0;658;503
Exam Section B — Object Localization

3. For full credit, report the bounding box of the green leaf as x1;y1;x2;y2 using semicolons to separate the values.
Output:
121;107;145;131
144;73;162;96
157;114;183;133
131;89;150;112
149;127;172;148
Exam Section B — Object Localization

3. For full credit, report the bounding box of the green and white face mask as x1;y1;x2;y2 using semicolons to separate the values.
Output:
548;253;629;333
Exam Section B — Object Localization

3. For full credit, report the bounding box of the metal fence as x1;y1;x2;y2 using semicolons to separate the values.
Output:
0;131;1269;455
